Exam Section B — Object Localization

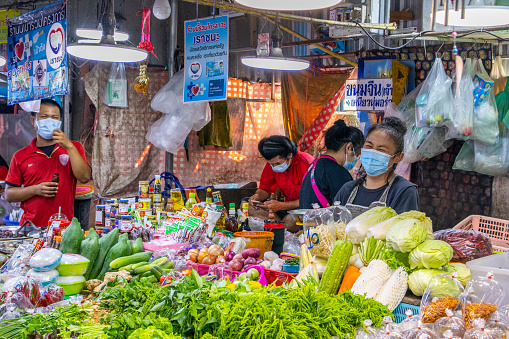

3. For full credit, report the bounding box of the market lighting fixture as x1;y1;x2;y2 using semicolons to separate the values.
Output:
153;0;172;20
0;56;5;67
67;0;147;63
235;0;342;11
435;4;509;27
241;24;309;71
76;28;129;42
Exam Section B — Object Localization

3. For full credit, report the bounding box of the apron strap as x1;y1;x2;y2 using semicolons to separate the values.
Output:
306;156;337;208
346;183;360;205
379;175;398;204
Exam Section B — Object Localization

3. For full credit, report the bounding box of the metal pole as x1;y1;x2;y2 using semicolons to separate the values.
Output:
165;0;178;174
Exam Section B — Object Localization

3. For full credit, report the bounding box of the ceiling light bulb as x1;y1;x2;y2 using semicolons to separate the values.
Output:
153;0;171;20
435;5;509;27
236;0;341;11
0;56;6;67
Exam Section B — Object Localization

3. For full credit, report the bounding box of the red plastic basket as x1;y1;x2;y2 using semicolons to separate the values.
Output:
264;269;297;286
453;215;509;252
188;262;211;276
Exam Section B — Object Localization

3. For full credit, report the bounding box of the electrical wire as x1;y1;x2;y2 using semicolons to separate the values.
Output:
351;20;433;50
456;29;509;43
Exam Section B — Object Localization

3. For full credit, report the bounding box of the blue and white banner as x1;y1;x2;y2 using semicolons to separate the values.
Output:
344;78;393;111
184;15;228;103
7;1;68;105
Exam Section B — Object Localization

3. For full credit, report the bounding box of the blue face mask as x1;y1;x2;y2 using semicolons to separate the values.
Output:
35;118;61;140
343;147;357;171
360;148;393;177
271;158;290;173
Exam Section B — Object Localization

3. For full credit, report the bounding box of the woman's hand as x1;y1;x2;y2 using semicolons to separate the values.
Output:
264;200;285;213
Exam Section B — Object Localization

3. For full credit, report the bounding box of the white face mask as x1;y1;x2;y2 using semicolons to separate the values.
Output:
271;158;290;173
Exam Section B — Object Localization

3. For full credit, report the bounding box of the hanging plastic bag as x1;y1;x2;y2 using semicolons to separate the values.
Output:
452;140;475;172
471;90;500;146
473;59;494;108
397;83;424;128
416;58;454;128
462;273;506;330
491;55;507;97
495;79;509;129
434;309;466;338
446;58;474;140
403;125;450;163
146;70;211;154
473;122;509;176
103;63;128;108
420;273;464;323
303;206;335;259
19;100;41;113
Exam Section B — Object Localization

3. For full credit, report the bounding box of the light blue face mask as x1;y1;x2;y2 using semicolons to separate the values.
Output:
35;118;61;140
360;148;394;177
343;147;357;171
271;158;290;173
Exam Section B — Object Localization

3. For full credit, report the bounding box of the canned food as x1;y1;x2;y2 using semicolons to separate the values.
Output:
139;209;153;219
138;198;151;210
139;181;150;198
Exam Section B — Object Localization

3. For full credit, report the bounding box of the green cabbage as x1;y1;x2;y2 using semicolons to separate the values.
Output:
367;211;434;241
345;206;397;244
128;326;180;339
398;211;434;239
386;218;427;253
427;274;464;298
446;263;471;286
408;269;444;296
408;240;453;269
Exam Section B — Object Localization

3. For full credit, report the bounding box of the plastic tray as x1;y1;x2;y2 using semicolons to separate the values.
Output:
454;215;509;252
393;302;420;323
264;269;297;286
466;251;509;306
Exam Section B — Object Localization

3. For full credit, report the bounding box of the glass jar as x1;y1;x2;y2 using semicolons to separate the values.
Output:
139;181;150;199
119;199;129;215
110;203;119;216
115;215;122;228
105;199;115;215
120;215;133;233
104;213;111;229
95;205;105;227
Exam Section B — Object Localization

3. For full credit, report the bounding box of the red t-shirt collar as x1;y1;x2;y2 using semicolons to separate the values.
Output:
26;138;60;156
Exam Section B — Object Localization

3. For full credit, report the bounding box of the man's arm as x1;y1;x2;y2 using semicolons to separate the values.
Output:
52;130;91;183
264;199;299;213
5;182;58;203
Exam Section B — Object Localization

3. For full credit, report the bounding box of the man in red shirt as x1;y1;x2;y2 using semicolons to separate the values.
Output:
0;154;8;181
249;135;314;232
5;99;91;227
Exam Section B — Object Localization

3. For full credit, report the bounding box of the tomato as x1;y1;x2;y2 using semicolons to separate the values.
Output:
160;275;172;285
181;269;192;276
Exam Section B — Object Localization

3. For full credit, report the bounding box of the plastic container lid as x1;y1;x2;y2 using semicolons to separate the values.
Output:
29;248;62;272
27;269;59;286
96;205;105;209
105;199;115;203
60;254;89;265
56;275;86;284
121;215;132;219
189;192;196;198
119;199;129;203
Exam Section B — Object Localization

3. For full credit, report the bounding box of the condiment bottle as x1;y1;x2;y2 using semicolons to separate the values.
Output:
225;203;239;232
206;188;213;204
154;175;161;194
166;198;175;213
216;204;226;229
185;192;198;209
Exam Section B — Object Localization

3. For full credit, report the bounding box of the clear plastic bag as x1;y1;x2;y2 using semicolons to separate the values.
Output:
283;231;301;255
38;284;64;307
434;309;466;337
303;207;335;259
416;58;454;128
404;125;450;163
146;70;211;154
471;61;499;145
495;78;509;129
473;59;495;108
400;310;422;332
404;321;440;339
462;273;506;330
464;319;498;339
452;140;475;172
103;62;128;108
395;83;424;128
473;122;509;176
486;312;509;339
441;329;463;339
491;55;507;97
447;58;474;140
355;320;379;339
327;204;352;240
433;229;493;263
420;274;464;323
379;316;402;337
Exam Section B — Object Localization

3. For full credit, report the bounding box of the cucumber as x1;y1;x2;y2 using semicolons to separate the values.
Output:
130;275;140;283
148;255;163;263
151;266;163;281
109;251;153;269
133;257;168;274
131;261;149;269
141;276;158;284
160;261;174;270
141;270;155;278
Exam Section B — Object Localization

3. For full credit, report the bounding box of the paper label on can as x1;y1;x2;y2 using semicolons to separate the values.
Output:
95;210;103;224
120;220;133;232
105;218;111;228
119;205;128;214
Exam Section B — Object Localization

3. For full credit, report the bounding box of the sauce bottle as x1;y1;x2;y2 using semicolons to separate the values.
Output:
154;175;161;194
165;198;175;214
215;204;226;229
225;203;239;232
185;192;198;209
206;188;213;204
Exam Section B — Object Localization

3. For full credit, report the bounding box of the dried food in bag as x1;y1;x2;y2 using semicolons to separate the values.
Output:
434;309;466;337
420;273;464;323
433;229;493;263
416;58;454;128
462;273;505;330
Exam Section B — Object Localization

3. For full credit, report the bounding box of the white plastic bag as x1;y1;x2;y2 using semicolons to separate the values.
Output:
146;70;211;154
446;58;474;140
404;125;450;163
103;63;128;108
471;90;500;146
473;59;494;108
19;100;41;113
491;55;507;96
416;58;454;128
473;122;509;176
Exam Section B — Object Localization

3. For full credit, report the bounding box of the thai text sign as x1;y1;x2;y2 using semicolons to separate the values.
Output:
344;78;393;111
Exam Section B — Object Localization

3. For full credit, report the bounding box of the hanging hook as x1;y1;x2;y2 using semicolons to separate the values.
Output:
436;41;445;58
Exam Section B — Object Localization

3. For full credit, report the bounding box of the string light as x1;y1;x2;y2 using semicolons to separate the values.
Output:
134;143;152;168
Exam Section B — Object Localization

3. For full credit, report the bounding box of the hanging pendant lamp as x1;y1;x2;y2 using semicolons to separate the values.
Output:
67;0;147;62
241;23;309;71
76;26;129;42
235;0;342;11
0;56;6;67
434;0;509;27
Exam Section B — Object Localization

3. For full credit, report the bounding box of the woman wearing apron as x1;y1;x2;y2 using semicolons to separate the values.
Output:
299;119;364;209
334;117;419;218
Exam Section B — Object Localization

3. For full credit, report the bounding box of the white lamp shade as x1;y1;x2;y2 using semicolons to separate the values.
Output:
0;56;6;67
241;56;309;71
67;43;148;63
435;6;509;27
153;0;172;20
236;0;341;11
76;28;129;41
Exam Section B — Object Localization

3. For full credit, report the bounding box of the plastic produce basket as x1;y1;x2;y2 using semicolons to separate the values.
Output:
264;269;297;286
454;215;509;252
393;302;420;323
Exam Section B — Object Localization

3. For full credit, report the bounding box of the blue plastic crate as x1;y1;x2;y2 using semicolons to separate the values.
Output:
393;302;420;323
